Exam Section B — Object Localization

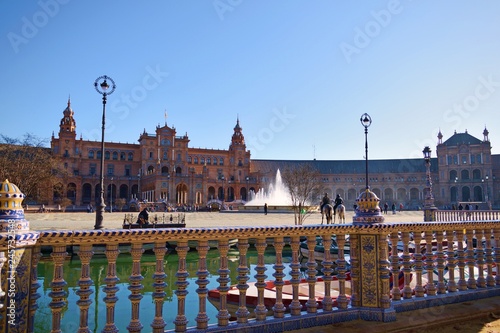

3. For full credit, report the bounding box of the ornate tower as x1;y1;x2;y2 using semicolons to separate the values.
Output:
58;98;76;139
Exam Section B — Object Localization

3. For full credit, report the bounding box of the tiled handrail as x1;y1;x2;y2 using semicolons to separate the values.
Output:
1;221;500;333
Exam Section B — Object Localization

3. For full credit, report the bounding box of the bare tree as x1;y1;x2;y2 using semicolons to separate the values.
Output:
115;198;127;212
281;164;325;225
0;134;55;203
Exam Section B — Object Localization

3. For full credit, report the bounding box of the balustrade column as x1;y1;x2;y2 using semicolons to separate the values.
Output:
465;229;477;289
476;229;486;288
29;246;42;333
494;228;500;285
349;234;360;307
389;232;401;300
401;232;413;299
272;237;286;318
435;230;447;294
320;235;333;311
455;230;467;291
195;240;210;329
0;251;6;309
49;245;68;333
174;240;190;332
288;236;302;316
102;243;120;333
305;236;318;313
445;230;457;293
336;234;350;309
484;229;495;287
151;241;167;333
127;243;144;332
378;233;391;309
215;240;231;326
424;231;436;296
76;244;94;333
412;232;425;297
254;238;268;321
235;238;250;323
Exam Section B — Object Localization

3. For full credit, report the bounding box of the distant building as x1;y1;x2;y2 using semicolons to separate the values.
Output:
50;100;498;210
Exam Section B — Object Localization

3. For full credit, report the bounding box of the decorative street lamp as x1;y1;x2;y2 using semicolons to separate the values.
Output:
485;175;489;202
94;75;116;230
360;113;372;190
245;176;250;201
423;146;437;221
220;175;225;202
353;113;384;224
110;177;113;213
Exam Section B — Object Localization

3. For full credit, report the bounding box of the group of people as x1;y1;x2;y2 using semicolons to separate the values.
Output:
320;193;343;213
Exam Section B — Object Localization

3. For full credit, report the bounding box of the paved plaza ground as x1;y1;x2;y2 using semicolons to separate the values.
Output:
27;210;425;230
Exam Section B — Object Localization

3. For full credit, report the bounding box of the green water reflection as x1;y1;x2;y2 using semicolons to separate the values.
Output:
35;246;297;332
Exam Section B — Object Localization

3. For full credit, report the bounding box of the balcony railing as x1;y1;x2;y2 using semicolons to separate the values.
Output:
1;219;500;332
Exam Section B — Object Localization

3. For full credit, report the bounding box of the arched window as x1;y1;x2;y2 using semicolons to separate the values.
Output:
207;157;211;165
194;157;198;164
88;151;94;159
120;152;126;160
112;151;118;160
97;151;102;159
128;152;133;161
105;151;110;160
219;158;224;165
449;170;458;181
461;170;469;180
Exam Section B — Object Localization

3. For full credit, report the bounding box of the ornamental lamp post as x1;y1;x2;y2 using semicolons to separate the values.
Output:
110;177;113;213
353;113;384;224
94;75;116;230
220;175;225;202
245;176;250;201
423;146;437;221
360;113;372;190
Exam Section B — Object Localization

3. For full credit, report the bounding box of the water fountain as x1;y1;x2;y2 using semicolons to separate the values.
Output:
239;169;297;213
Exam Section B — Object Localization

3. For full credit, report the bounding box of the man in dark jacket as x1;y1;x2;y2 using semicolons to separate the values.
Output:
137;207;149;225
320;193;331;213
333;194;343;212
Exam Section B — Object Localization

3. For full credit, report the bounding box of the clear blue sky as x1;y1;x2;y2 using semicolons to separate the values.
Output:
1;1;500;161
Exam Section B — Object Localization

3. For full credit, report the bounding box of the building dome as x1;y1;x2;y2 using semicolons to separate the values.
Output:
0;179;29;231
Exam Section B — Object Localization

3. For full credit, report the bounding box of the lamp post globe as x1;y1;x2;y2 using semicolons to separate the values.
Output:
94;75;116;230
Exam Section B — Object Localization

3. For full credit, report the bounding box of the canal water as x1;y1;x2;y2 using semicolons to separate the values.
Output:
34;245;299;332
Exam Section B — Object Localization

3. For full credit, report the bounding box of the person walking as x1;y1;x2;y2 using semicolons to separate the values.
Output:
264;203;268;215
383;202;388;214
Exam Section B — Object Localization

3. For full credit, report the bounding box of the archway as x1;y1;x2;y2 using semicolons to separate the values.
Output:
67;183;77;204
450;186;458;203
176;183;188;204
461;187;471;202
82;183;92;204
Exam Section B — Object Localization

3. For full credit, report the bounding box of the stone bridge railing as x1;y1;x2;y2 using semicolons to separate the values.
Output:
435;209;500;222
1;220;500;333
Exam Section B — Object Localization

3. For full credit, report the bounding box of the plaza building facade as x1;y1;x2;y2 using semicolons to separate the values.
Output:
50;100;499;210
